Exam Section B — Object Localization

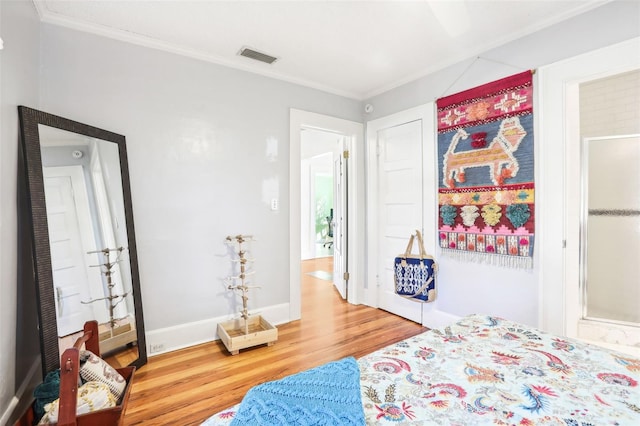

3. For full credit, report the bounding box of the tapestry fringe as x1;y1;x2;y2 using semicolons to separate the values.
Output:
440;249;533;269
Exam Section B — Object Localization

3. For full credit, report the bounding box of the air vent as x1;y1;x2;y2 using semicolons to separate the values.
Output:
238;47;278;65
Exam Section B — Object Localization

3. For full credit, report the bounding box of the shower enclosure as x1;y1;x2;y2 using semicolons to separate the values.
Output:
581;134;640;325
577;70;640;349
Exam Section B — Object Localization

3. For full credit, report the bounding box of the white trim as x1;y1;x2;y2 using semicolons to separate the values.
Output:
35;9;361;100
360;2;607;100
33;1;605;101
146;303;290;356
538;37;640;337
422;309;462;330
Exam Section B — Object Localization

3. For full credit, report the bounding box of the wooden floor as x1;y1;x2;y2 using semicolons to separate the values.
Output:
123;257;426;425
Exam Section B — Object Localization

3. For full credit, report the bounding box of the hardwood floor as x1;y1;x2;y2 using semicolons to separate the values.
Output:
123;257;426;425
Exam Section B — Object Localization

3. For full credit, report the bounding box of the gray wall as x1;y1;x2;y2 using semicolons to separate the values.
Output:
364;0;640;326
0;0;41;423
38;24;363;334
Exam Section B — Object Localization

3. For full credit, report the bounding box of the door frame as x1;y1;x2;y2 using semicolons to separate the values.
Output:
539;37;640;349
365;103;436;310
289;109;364;320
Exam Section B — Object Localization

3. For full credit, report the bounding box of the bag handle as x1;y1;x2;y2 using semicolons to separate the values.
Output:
415;230;427;259
403;234;415;257
403;230;427;259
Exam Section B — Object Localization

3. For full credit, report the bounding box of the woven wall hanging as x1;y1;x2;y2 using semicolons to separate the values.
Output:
436;71;534;268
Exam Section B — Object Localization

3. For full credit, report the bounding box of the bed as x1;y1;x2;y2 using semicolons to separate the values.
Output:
202;314;640;425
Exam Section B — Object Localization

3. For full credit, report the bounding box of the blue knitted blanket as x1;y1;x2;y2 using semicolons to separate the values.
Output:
230;357;365;425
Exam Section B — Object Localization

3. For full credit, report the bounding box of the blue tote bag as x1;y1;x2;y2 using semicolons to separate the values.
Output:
394;230;437;303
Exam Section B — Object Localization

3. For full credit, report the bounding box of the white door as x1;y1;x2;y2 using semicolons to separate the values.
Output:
366;103;435;323
44;166;106;335
332;137;348;299
376;120;424;322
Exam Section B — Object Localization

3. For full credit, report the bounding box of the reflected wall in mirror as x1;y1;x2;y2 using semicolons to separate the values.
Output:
18;106;147;376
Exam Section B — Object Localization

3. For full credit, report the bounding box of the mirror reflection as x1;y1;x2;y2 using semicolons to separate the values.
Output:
18;105;146;375
39;125;139;361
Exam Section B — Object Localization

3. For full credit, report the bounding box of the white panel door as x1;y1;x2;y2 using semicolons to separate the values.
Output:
45;174;94;336
333;137;347;299
44;166;105;336
376;120;424;322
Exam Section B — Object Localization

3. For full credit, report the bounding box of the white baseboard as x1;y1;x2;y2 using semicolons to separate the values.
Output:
0;356;41;425
361;287;378;308
360;290;461;330
145;303;290;356
422;308;462;329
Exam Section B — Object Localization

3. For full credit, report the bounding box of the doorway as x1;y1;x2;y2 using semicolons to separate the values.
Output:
300;130;340;299
289;109;363;321
300;132;336;261
576;71;640;347
539;37;640;356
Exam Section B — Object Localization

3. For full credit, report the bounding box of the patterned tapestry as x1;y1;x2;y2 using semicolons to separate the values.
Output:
436;71;534;268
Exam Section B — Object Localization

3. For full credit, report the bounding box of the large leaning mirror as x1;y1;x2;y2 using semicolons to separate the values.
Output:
18;106;147;375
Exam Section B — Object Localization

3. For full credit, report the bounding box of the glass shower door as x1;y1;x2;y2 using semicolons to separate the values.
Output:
582;135;640;326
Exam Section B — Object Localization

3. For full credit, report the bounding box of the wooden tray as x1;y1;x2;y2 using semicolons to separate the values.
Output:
217;315;277;355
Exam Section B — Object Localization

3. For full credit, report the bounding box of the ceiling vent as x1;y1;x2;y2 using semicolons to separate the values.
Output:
238;46;278;65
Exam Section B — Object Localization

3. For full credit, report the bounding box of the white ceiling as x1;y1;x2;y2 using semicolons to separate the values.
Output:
34;0;609;100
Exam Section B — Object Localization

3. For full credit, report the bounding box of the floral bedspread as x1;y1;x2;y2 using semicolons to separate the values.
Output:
203;314;640;425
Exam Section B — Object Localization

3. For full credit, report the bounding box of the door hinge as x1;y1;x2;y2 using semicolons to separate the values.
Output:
343;150;350;159
343;271;350;281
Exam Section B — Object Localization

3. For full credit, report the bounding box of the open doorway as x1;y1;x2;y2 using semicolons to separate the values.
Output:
289;109;363;321
574;70;640;351
301;128;347;299
301;131;336;261
539;37;640;357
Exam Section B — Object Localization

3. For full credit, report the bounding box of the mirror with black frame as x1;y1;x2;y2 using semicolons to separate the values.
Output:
18;106;147;375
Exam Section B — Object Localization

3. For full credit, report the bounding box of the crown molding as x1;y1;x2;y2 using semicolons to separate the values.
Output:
34;3;363;100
